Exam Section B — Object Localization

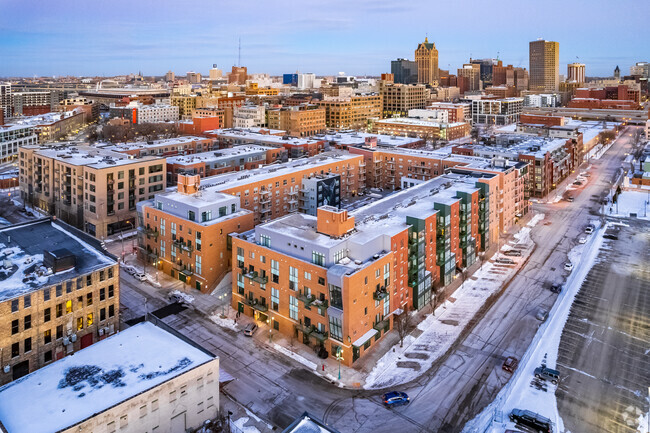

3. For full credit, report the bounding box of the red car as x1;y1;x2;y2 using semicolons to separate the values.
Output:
502;356;518;373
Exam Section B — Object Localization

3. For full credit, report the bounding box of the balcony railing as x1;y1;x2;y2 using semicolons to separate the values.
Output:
373;287;389;301
373;318;390;332
245;297;268;312
243;270;268;284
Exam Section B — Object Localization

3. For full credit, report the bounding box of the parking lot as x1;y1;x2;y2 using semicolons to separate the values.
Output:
556;221;650;433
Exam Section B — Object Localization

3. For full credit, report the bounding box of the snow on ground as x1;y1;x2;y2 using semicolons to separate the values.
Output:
606;190;650;220
273;344;317;370
211;271;232;296
512;213;545;245
462;221;607;433
169;289;194;304
364;215;544;389
210;314;238;331
232;417;262;433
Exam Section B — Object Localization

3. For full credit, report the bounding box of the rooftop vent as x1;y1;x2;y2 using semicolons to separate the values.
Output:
43;248;76;273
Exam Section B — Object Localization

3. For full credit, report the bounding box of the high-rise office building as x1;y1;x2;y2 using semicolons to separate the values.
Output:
187;71;202;84
567;63;585;84
391;59;418;84
164;71;175;82
630;62;649;78
529;39;559;92
415;37;439;85
470;59;501;87
209;65;222;80
0;83;11;118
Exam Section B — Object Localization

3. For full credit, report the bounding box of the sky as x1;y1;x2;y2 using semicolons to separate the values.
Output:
1;0;648;78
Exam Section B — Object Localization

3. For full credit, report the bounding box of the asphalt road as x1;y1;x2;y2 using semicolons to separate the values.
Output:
556;221;650;433
117;127;642;432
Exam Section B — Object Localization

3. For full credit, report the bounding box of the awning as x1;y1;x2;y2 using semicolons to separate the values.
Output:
352;328;378;347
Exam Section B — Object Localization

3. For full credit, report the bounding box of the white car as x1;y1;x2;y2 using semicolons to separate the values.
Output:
585;226;594;234
578;237;587;244
564;262;574;271
132;272;147;282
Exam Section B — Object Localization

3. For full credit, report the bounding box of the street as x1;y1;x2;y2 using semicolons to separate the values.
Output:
116;127;641;432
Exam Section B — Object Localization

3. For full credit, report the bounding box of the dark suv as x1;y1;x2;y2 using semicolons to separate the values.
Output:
534;366;560;385
510;409;552;432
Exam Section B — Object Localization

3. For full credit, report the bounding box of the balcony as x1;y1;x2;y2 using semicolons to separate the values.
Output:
243;270;268;284
373;318;390;332
245;297;268;312
297;291;316;307
373;286;388;301
296;323;329;342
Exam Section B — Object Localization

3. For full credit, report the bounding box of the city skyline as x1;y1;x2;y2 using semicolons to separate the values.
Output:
1;0;648;78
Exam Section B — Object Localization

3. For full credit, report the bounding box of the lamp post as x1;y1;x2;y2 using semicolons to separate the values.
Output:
268;318;273;343
336;346;344;380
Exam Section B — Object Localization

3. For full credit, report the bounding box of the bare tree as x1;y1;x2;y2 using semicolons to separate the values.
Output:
394;310;413;348
479;251;487;270
460;268;469;290
429;279;441;315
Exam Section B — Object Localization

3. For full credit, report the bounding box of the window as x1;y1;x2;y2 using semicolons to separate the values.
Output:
66;281;72;293
312;251;325;266
108;268;113;279
289;266;298;290
43;288;51;301
318;276;325;285
86;293;93;306
11;299;18;313
329;284;343;309
87;313;94;327
56;303;63;318
151;399;159;411
169;390;177;402
108;285;115;298
44;329;52;344
334;249;347;263
271;288;279;311
77;317;83;330
197;401;204;414
56;284;62;297
195;255;202;275
24;295;31;309
109;304;115;317
100;288;105;301
271;259;279;284
66;300;72;314
289;296;298;320
24;314;31;330
99;270;105;281
56;325;63;340
100;308;106;322
329;316;343;341
304;271;311;280
44;350;53;363
140;405;147;418
11;342;19;358
260;234;271;247
24;337;32;353
44;307;51;322
86;275;91;287
11;319;19;335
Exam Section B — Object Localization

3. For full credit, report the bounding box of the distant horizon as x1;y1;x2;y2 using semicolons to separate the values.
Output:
1;0;648;78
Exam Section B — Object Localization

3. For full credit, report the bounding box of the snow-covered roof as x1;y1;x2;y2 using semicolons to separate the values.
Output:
167;145;273;166
314;131;422;147
103;135;210;152
4;111;81;127
205;128;321;146
25;144;163;168
375;117;468;128
0;322;214;433
283;412;341;433
0;219;116;303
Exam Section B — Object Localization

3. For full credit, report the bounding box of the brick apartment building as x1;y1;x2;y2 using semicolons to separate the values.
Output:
19;145;166;238
373;118;471;141
102;136;215;158
165;145;286;185
0;218;119;385
317;94;383;130
267;105;326;137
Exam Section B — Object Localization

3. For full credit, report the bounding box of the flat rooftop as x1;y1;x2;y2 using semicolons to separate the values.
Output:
375;117;468;128
5;110;81;127
205;128;321;146
25;144;162;168
167;145;273;166
102;135;210;152
200;152;362;191
0;322;214;433
0;219;116;303
314;131;422;147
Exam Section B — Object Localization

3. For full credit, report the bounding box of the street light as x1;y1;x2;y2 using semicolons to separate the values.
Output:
336;346;344;380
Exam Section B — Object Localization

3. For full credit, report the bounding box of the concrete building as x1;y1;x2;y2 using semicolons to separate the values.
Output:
11;91;59;116
19;145;166;239
233;105;266;129
110;103;179;124
6;110;85;143
523;93;559;108
209;66;223;80
415;37;439;85
567;63;586;84
297;73;316;90
457;64;481;93
0;124;37;163
0;321;220;433
316;131;424;150
165;145;285;184
317;94;383;130
630;62;649;78
0;218;119;385
408;109;449;123
187;71;202;84
267;105;326;137
380;83;428;117
373;117;470;141
165;71;175;82
529;39;560;92
391;59;418;85
427;102;471;122
471;98;524;125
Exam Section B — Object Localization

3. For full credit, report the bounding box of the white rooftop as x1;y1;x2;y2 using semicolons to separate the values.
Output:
103;135;210;152
27;144;162;168
0;322;213;433
314;131;422;147
167;145;273;166
375;117;467;128
205;128;320;146
5;110;82;127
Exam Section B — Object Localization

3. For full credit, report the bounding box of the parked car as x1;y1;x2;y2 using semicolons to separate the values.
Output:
502;356;519;373
509;409;553;433
497;257;515;264
382;391;410;407
535;309;549;322
549;284;562;294
585;225;594;234
566;196;575;202
132;272;147;282
504;250;522;257
243;323;258;337
573;181;582;186
534;366;561;385
578;237;587;244
564;262;574;271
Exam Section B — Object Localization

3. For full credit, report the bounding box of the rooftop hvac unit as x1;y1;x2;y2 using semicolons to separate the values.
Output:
70;334;77;343
3;365;10;374
62;337;70;346
98;328;105;336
